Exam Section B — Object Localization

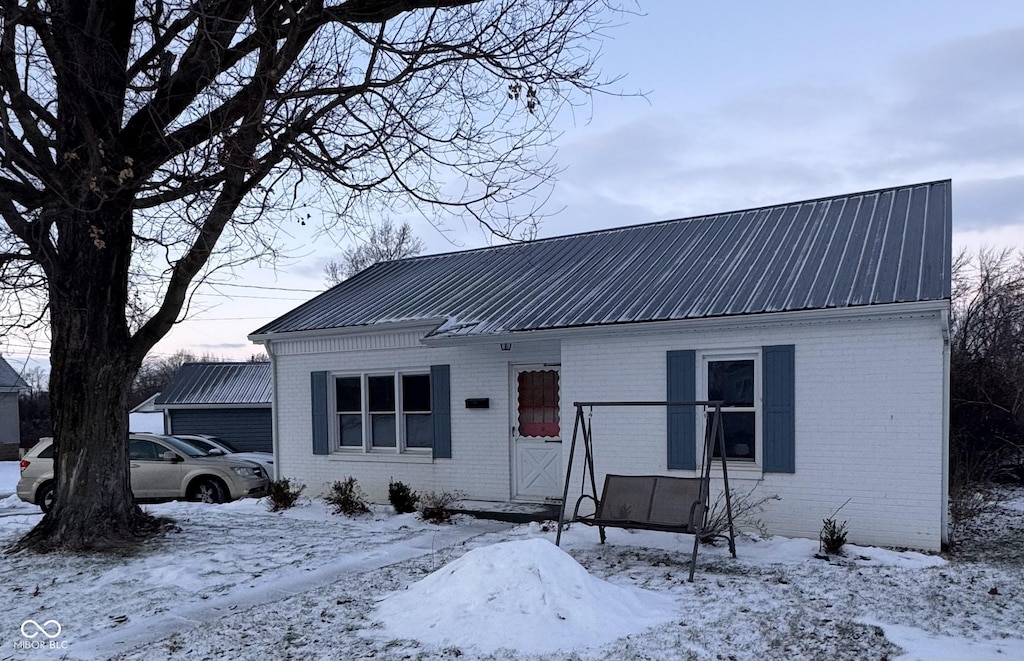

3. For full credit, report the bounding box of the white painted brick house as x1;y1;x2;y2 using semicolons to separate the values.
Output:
251;181;952;551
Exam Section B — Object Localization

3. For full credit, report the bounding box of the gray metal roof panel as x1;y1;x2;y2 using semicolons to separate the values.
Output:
253;181;952;339
154;362;271;406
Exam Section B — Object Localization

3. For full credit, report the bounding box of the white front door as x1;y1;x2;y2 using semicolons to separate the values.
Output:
511;365;562;501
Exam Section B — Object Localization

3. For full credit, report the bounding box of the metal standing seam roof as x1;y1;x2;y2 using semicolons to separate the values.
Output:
154;362;272;406
252;180;952;340
0;356;28;389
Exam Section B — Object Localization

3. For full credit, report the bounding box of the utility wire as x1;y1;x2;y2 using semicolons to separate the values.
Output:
203;281;323;293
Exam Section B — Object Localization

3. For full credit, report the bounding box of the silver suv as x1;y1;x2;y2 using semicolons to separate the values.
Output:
17;434;269;512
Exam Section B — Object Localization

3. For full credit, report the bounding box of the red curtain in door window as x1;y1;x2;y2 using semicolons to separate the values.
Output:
518;370;560;437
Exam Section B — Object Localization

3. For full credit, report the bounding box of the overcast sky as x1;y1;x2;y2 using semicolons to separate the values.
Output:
5;1;1024;373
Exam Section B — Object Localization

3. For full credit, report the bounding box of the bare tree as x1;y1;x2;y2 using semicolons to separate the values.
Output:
324;219;424;285
950;247;1024;454
948;247;1024;542
130;350;200;408
0;0;621;551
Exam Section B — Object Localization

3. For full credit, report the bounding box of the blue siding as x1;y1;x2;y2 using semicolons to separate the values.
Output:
430;365;452;459
311;371;329;455
168;408;272;453
762;345;796;473
667;351;696;470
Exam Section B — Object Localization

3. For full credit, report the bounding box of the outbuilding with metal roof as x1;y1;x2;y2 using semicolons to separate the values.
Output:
153;362;272;453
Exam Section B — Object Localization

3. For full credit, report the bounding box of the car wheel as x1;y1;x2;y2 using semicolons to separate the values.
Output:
189;477;227;504
37;482;56;513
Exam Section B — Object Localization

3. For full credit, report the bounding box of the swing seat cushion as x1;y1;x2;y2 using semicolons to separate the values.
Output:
582;474;706;533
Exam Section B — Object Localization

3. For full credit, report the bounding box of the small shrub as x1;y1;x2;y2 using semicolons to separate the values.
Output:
418;490;462;524
323;477;371;516
699;487;780;544
948;442;1005;548
820;518;848;555
388;479;419;514
266;478;306;512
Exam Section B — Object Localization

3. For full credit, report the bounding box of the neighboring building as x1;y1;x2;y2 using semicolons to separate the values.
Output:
250;181;952;551
0;355;28;460
129;393;165;434
154;362;272;452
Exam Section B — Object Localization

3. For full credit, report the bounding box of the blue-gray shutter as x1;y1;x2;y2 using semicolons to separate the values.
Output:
310;371;329;455
667;350;696;470
430;365;451;458
762;345;795;473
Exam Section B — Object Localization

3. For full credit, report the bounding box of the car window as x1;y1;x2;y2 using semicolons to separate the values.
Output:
128;439;163;460
209;437;239;453
157;436;207;458
38;445;54;458
181;437;215;453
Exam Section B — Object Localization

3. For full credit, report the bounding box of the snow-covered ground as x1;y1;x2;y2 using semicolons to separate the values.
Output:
1;460;1022;661
0;460;20;496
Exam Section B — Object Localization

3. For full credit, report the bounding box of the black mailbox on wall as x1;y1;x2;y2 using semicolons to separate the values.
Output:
465;398;490;409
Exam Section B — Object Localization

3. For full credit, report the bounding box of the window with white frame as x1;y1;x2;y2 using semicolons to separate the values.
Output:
703;352;760;462
334;372;432;452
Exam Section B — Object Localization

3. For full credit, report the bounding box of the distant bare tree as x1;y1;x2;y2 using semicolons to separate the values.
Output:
948;247;1024;543
130;350;201;408
950;247;1024;454
0;0;623;552
324;220;425;286
17;364;50;446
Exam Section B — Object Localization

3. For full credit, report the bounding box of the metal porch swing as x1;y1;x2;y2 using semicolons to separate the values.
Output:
554;401;737;581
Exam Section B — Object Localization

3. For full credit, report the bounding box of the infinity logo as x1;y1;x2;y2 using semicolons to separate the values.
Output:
20;619;62;639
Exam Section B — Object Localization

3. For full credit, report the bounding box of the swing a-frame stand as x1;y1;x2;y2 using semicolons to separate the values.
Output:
555;401;737;582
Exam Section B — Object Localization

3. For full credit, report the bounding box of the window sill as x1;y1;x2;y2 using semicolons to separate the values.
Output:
327;452;434;464
709;463;763;479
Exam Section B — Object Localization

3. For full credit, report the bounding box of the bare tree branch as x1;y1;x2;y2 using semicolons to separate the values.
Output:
0;0;627;551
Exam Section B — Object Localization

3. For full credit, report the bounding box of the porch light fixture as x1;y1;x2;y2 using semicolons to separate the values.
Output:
500;342;512;351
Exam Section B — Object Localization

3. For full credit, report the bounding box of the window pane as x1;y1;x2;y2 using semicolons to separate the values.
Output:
371;413;396;447
402;374;431;412
336;377;361;412
339;414;362;447
711;412;756;460
708;360;754;406
129;439;160;460
405;413;433;448
369;376;395;412
517;370;560;437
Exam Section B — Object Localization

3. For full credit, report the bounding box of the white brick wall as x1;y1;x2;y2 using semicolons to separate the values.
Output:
270;332;558;504
560;310;947;551
269;307;947;551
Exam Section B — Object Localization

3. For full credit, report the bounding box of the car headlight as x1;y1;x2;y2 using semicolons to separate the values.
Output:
232;466;262;478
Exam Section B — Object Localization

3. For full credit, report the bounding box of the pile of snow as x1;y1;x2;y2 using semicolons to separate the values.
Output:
371;537;678;655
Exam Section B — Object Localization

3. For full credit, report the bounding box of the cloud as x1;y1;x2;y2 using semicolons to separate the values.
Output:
954;176;1024;230
953;223;1024;253
545;26;1024;239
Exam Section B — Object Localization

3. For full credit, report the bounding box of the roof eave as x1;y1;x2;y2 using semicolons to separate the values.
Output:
418;300;951;347
154;402;272;409
249;317;447;344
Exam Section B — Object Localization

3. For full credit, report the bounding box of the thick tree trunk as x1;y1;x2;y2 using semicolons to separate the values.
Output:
11;202;170;553
7;1;175;552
